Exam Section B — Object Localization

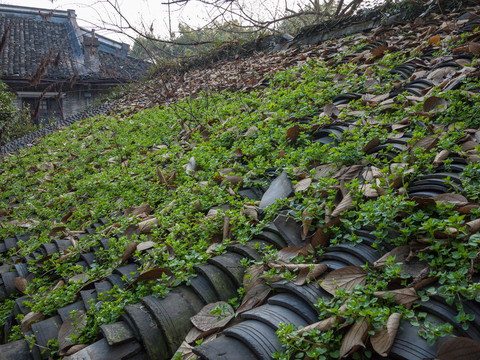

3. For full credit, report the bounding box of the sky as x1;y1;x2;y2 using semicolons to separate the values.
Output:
0;0;226;44
0;0;288;44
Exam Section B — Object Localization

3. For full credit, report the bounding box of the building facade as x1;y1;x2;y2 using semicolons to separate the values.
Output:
0;5;150;124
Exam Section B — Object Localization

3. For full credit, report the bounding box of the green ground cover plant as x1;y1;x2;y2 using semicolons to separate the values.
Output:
1;21;480;358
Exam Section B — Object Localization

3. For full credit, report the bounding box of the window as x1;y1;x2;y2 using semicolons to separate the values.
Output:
22;97;62;124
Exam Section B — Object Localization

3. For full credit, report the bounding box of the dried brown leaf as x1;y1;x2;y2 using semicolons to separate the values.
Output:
302;207;312;239
414;136;438;152
14;277;27;293
374;246;410;268
129;267;174;288
297;317;337;335
136;241;156;252
339;318;369;358
295;264;328;285
370;313;402;356
223;215;231;241
243;205;259;222
244;264;265;292
191;301;234;332
243;125;258;137
58;311;87;356
467;218;480;234
373;288;419;309
138;217;159;234
431;193;469;205
174;341;196;360
436;337;480;360
277;245;312;262
468;42;480;55
165;243;175;260
362;138;380;152
423;96;448;113
222;176;244;187
320;266;367;295
132;204;151;217
122;224;140;239
331;192;354;217
286;125;300;142
295;178;312;193
21;312;43;333
61;207;77;223
49;225;66;238
63;344;88;356
428;35;441;44
236;283;271;315
324;103;340;117
433;149;450;166
121;242;138;263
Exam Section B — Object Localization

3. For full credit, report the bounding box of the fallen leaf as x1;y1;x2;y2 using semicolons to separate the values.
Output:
331;192;354;217
286;125;300;142
320;266;367;295
428;35;441;44
244;264;265;292
297;317;337;335
431;193;468;205
373;288;419;309
132;204;151;217
433;149;450;166
295;264;328;285
223;215;231;241
174;341;196;360
63;344;88;356
324;103;340;117
236;283;271;315
372;46;388;57
58;311;87;356
7;219;40;228
362;138;380;152
243;205;259;222
138;217;159;234
467;218;480;234
339;318;369;358
423;96;448;113
243;125;258;137
61;207;77;223
136;241;156;251
413;136;438;152
436;337;480;360
302;207;312;239
310;217;341;248
49;226;66;238
69;273;89;283
222;176;244;187
191;301;234;332
468;42;480;55
370;313;402;356
374;246;410;268
14;277;27;293
277;245;312;262
21;312;43;333
164;243;175;260
129;267;174;288
295;178;312;193
121;242;138;263
122;224;140;239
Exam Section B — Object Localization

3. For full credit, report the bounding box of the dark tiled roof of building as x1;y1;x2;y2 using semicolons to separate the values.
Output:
0;6;149;82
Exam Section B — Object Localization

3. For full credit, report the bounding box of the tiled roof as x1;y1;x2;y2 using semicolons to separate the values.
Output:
0;6;149;82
